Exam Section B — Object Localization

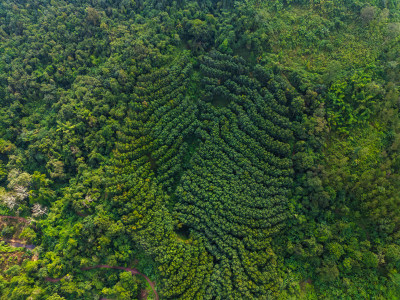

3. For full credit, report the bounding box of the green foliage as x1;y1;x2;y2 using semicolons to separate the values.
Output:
0;0;399;299
19;228;36;244
4;265;21;277
0;241;20;253
1;226;15;239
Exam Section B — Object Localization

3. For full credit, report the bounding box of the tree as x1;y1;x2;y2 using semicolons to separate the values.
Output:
31;203;48;217
360;6;376;25
86;7;100;26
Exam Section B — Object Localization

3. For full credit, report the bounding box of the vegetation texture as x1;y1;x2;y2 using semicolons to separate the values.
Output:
0;0;400;299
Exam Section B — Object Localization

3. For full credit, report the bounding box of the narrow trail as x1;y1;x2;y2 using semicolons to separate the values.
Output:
45;265;159;300
3;239;35;249
44;277;61;283
1;216;158;299
0;215;29;223
0;215;35;249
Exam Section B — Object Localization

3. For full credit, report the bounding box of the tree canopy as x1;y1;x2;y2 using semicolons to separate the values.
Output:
0;0;400;299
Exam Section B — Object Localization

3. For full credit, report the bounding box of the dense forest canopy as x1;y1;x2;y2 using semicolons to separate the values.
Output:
0;0;400;299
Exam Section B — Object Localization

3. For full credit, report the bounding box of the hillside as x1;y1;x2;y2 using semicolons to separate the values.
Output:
0;0;400;299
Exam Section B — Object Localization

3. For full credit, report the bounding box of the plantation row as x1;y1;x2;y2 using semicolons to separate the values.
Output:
171;52;298;298
1;0;400;299
96;51;302;298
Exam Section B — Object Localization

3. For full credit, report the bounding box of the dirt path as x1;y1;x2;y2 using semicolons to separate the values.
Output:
46;265;159;300
1;215;158;299
44;277;61;282
82;266;158;300
0;215;29;223
3;239;35;249
0;216;34;249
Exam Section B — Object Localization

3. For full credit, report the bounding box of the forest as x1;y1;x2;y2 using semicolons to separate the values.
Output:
0;0;399;299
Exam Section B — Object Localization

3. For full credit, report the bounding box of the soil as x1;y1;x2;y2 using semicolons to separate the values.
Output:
3;239;35;249
1;216;159;300
45;265;159;300
80;265;159;300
